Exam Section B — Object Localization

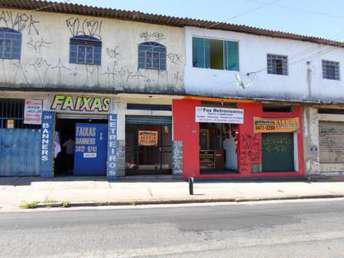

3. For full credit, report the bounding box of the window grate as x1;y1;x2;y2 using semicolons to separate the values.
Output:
0;99;40;129
138;42;166;70
267;54;288;75
0;28;21;60
322;60;340;80
69;35;102;65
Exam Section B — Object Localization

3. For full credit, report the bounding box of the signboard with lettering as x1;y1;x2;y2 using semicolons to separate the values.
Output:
254;117;299;133
50;95;111;113
74;123;108;176
138;130;158;146
40;111;55;178
195;107;244;124
24;99;42;124
107;114;118;178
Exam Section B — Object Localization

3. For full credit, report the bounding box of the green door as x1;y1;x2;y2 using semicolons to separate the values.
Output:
262;133;294;172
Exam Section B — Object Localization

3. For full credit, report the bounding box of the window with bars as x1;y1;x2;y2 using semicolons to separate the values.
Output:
0;99;40;129
322;60;340;80
267;54;288;75
138;42;166;70
0;28;22;60
69;35;102;65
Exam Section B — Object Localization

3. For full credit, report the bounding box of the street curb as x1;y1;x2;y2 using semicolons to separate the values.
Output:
33;194;344;209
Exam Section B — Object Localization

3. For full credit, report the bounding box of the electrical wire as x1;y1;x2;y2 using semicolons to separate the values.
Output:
229;0;282;20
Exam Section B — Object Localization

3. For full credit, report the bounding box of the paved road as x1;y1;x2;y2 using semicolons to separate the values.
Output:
1;199;344;258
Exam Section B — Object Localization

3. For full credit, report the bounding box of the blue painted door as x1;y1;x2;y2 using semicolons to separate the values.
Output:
0;129;41;176
74;123;108;176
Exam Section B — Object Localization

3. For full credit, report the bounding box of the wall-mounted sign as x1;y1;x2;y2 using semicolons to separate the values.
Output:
138;130;158;146
50;95;111;113
24;99;42;125
6;119;14;128
195;107;244;124
254;117;299;133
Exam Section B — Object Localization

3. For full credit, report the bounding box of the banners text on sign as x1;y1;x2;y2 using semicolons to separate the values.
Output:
195;107;244;124
254;117;299;133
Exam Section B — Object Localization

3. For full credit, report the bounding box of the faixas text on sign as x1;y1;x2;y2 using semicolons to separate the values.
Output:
51;95;111;113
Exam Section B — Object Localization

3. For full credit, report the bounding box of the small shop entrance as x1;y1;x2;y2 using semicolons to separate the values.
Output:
125;116;172;175
262;132;295;172
55;115;108;176
200;123;239;174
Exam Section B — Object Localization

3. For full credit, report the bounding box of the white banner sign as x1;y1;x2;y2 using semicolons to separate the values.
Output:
24;99;43;125
195;106;244;124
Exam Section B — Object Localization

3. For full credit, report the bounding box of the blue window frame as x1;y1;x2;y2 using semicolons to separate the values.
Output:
0;28;22;60
138;42;166;70
69;35;102;65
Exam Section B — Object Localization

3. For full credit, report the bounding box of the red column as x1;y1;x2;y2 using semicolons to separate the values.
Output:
173;99;201;178
237;102;262;176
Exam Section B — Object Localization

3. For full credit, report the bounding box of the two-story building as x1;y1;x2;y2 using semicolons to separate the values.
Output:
0;0;343;180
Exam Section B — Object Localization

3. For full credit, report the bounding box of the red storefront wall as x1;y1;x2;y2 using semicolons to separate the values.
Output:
173;98;305;179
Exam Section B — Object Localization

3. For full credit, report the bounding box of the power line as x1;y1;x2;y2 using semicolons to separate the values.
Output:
228;0;282;20
248;0;344;21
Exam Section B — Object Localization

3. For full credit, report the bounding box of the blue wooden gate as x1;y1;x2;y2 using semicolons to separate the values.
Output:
0;129;41;176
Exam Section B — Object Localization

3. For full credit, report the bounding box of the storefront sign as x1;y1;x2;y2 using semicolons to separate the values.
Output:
6;119;14;128
40;111;55;178
138;130;158;146
254;117;299;133
107;114;118;177
195;107;244;124
50;95;111;113
24;99;42;124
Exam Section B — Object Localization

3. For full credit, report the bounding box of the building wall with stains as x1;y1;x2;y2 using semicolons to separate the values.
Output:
304;106;344;176
185;26;344;103
0;9;185;94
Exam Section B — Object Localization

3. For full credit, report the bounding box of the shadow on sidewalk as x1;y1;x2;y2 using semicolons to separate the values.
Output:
0;175;184;186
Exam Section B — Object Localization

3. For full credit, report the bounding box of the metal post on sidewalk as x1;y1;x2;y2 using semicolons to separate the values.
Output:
189;177;194;195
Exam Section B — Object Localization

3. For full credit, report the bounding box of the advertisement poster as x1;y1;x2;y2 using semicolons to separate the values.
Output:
254;117;299;133
195;107;244;124
138;130;158;146
24;99;42;125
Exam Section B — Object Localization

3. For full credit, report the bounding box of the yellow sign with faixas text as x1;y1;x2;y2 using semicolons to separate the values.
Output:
50;95;111;113
254;117;299;133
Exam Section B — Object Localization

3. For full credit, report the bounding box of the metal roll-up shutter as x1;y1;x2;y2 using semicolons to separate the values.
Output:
319;121;344;164
126;115;172;125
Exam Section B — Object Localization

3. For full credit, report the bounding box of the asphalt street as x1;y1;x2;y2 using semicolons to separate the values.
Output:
1;199;344;258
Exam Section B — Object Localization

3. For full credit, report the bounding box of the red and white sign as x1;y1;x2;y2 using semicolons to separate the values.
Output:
195;106;244;124
24;99;43;125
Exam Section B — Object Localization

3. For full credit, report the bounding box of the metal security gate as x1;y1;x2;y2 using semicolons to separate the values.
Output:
319;121;344;170
0;129;41;176
125;116;172;175
262;133;294;172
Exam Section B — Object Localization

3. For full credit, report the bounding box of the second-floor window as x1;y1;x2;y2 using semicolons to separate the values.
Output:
69;35;102;65
322;60;340;80
138;42;166;70
267;54;288;75
0;28;21;60
192;37;239;71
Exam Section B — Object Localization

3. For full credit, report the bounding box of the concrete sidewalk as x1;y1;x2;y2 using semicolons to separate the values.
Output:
1;177;344;211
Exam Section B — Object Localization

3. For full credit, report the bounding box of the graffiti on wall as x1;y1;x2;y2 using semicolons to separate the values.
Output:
66;17;103;38
0;11;40;35
27;38;52;53
0;12;184;91
140;31;165;41
240;134;261;173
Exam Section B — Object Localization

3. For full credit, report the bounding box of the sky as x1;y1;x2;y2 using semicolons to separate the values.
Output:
64;0;344;41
